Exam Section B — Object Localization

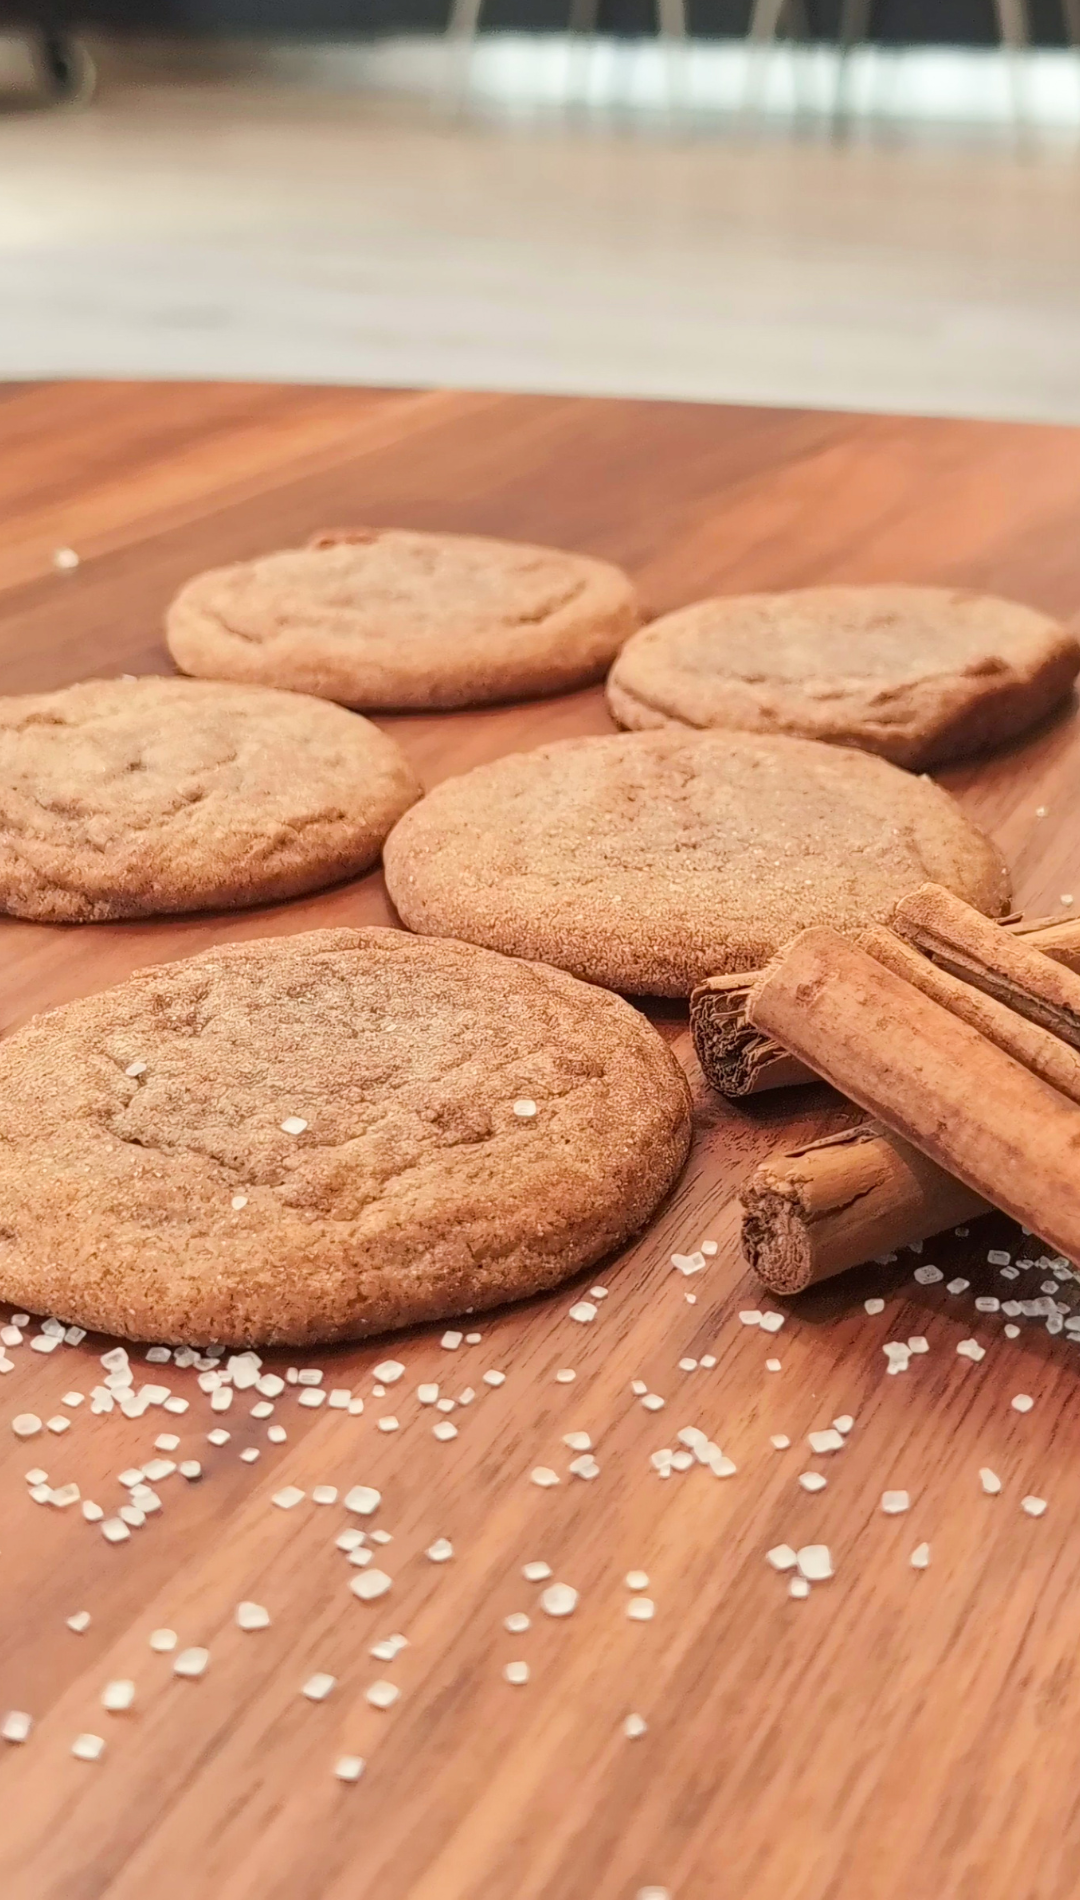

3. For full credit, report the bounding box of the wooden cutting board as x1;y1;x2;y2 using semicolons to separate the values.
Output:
1;380;1079;1900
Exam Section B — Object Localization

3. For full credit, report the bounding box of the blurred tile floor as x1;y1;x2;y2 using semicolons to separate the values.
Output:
1;73;1079;420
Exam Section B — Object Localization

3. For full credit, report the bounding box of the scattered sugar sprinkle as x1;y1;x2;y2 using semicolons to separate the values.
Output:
335;1755;365;1783
149;1629;177;1652
512;1099;537;1119
796;1544;833;1582
66;1611;91;1634
236;1602;271;1631
303;1672;337;1702
273;1487;305;1510
623;1713;648;1738
504;1612;531;1633
173;1648;209;1679
911;1543;931;1569
864;1298;885;1315
426;1539;453;1563
280;1116;308;1135
765;1358;782;1372
799;1473;827;1493
101;1680;135;1713
980;1468;1002;1495
770;1435;791;1451
72;1733;105;1762
766;1545;797;1572
503;1661;530;1685
441;1332;463;1351
540;1582;578;1618
626;1597;655;1622
625;1570;650;1590
530;1466;559;1488
2;1711;32;1744
1022;1495;1048;1517
523;1562;552;1582
1012;1393;1035;1413
569;1302;597;1324
365;1680;400;1710
789;1576;811;1600
881;1490;910;1515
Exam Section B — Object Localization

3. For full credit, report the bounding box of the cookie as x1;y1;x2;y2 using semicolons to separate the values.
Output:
166;527;639;710
607;585;1080;768
0;928;692;1345
383;729;1010;996
0;676;421;922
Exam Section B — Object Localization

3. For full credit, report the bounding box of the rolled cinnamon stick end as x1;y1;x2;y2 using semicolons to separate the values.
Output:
691;907;1080;1103
744;926;1080;1267
741;1124;990;1295
894;883;1080;1049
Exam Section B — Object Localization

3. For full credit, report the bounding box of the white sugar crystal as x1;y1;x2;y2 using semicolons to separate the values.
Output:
327;1389;351;1409
179;1460;202;1480
441;1331;463;1350
770;1434;791;1450
626;1597;655;1621
24;1467;48;1485
210;1388;233;1413
267;1426;287;1443
433;1421;458;1441
623;1713;648;1738
101;1518;130;1544
833;1415;854;1435
45;1416;70;1435
563;1431;592;1452
946;1278;970;1295
975;1297;1001;1314
884;1342;911;1365
155;1434;180;1453
376;1416;399;1433
670;1251;706;1276
956;1339;986;1361
808;1429;844;1455
766;1545;797;1572
678;1358;698;1373
789;1577;811;1600
251;1402;273;1419
540;1582;578;1618
624;1570;651;1591
759;1312;785;1334
303;1672;337;1702
640;1394;665;1412
864;1297;885;1315
799;1472;827;1493
257;1374;285;1399
796;1544;833;1582
236;1602;271;1631
465;1331;482;1343
1012;1393;1035;1413
987;1249;1012;1266
483;1370;506;1387
344;1486;381;1516
670;1451;694;1472
72;1733;105;1762
0;1325;21;1347
2;1710;32;1743
739;1311;762;1327
299;1390;326;1410
569;1454;600;1480
881;1490;910;1514
280;1116;308;1135
512;1098;537;1119
149;1629;177;1652
980;1467;1002;1494
1004;1324;1021;1338
1022;1495;1048;1517
910;1543;931;1569
101;1680;135;1712
31;1335;60;1355
335;1754;365;1783
522;1562;552;1582
426;1538;453;1563
312;1485;338;1506
700;1354;717;1369
504;1612;531;1632
66;1611;91;1633
370;1634;408;1662
913;1265;943;1285
417;1384;439;1405
503;1661;530;1685
173;1648;209;1679
435;1398;456;1413
373;1360;405;1385
231;1195;248;1211
366;1680;400;1710
12;1415;41;1439
119;1506;145;1529
163;1397;188;1415
272;1486;306;1510
530;1466;560;1488
765;1358;782;1372
351;1569;392;1602
51;1484;80;1509
143;1459;176;1482
82;1501;104;1521
568;1302;597;1324
554;1368;576;1384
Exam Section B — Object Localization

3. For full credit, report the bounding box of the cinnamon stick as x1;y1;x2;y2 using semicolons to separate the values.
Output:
691;909;1080;1099
893;883;1080;1049
741;1124;989;1295
744;928;1080;1266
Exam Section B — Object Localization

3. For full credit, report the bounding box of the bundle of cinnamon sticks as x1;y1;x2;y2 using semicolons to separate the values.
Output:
695;886;1080;1296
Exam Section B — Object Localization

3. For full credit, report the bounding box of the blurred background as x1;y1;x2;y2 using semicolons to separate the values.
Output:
1;4;1078;420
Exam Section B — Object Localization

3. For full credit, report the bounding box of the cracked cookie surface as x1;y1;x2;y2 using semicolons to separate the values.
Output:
166;528;639;709
383;728;1010;995
607;585;1080;768
0;676;420;921
0;927;691;1344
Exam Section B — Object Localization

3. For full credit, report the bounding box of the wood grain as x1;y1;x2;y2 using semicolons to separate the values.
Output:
1;382;1080;1900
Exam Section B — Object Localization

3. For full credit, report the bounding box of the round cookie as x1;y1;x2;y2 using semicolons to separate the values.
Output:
166;527;639;710
0;928;692;1346
383;729;1010;996
0;676;421;922
607;585;1080;768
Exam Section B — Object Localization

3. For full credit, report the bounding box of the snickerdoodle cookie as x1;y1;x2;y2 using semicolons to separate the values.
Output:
383;729;1010;996
0;676;420;921
0;928;691;1345
166;528;639;710
607;585;1079;768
